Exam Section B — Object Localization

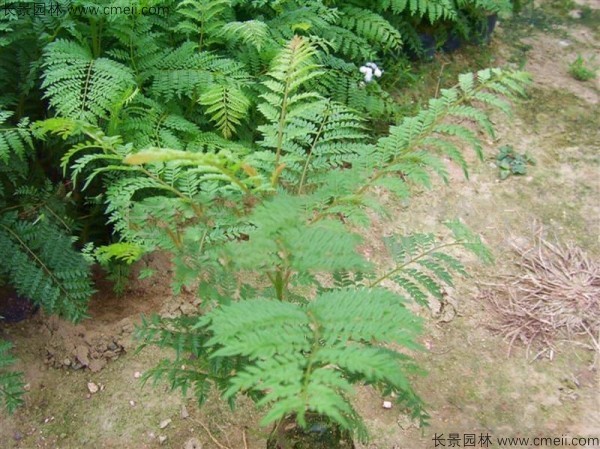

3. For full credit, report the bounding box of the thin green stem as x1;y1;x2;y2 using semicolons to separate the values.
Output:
300;309;322;420
274;42;301;167
369;241;462;287
273;270;285;301
297;104;330;195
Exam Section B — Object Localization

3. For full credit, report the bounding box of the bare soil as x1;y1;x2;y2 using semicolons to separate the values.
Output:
1;2;598;448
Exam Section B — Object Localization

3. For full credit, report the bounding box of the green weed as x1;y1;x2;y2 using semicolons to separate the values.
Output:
568;55;597;81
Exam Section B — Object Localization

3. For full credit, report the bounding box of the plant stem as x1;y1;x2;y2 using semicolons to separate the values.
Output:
274;269;284;301
297;103;330;195
369;241;462;287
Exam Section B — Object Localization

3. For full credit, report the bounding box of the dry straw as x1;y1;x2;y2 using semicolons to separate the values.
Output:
482;231;599;363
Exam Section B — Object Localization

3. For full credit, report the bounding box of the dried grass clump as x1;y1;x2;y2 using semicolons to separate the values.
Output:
482;233;600;361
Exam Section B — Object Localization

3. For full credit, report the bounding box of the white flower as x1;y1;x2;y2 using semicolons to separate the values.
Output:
360;65;374;83
360;62;383;82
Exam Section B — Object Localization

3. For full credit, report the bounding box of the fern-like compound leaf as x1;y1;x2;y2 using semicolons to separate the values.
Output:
41;40;136;123
198;84;251;139
0;213;94;322
0;110;32;163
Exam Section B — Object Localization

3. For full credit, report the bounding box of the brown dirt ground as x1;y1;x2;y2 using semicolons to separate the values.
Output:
1;2;599;448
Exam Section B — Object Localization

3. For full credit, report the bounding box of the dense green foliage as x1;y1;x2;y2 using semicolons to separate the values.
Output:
0;106;93;414
0;1;529;438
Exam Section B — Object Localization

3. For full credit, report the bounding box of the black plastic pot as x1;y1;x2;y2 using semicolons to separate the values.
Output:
405;33;436;61
418;33;436;60
442;13;498;53
471;13;498;45
0;288;38;323
266;414;355;449
442;32;463;53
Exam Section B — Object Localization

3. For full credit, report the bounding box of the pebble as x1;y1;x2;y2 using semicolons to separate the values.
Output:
382;400;393;409
87;382;99;394
23;383;31;391
159;435;167;445
134;371;142;378
181;405;189;419
129;400;136;407
159;418;172;429
72;362;84;370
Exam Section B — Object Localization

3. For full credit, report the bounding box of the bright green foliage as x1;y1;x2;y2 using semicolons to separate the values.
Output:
202;289;425;437
366;68;530;187
83;242;145;295
455;0;512;13
127;38;529;441
219;20;271;51
257;36;369;188
53;37;531;297
0;341;24;414
222;193;370;301
336;0;513;56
